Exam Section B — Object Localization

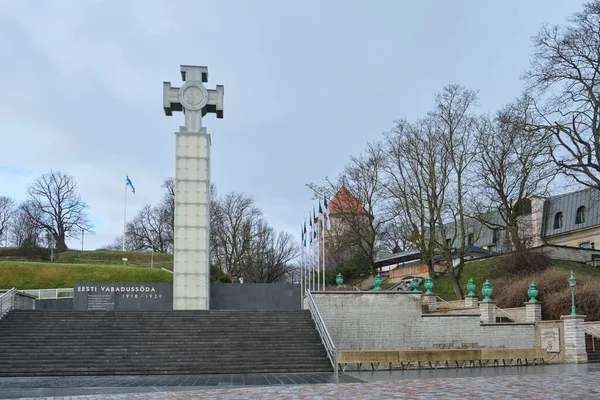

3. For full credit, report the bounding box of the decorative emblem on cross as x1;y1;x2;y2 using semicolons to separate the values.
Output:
163;65;224;132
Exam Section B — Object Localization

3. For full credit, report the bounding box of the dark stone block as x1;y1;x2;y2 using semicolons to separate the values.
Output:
73;282;173;311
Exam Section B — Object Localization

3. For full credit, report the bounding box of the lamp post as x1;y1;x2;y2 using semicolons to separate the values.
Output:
569;271;577;316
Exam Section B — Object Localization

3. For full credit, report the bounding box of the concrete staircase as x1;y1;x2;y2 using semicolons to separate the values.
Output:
0;310;332;376
586;333;600;363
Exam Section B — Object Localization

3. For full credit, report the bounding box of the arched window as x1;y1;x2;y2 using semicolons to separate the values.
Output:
553;212;563;229
575;206;586;224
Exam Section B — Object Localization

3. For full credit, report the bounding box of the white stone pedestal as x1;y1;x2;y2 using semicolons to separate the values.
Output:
464;295;478;308
173;129;211;309
525;302;542;322
479;301;496;323
561;315;587;363
421;294;437;313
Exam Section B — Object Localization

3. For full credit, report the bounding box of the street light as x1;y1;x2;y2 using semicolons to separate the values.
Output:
569;270;577;316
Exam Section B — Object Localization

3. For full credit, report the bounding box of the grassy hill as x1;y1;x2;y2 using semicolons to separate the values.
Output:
431;257;600;321
0;248;174;270
0;262;173;290
55;250;173;270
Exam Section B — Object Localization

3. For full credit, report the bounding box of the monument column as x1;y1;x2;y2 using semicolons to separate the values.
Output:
163;65;224;310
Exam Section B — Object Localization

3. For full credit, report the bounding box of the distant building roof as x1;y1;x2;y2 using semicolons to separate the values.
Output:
329;186;368;215
374;246;494;270
543;187;600;237
374;249;422;268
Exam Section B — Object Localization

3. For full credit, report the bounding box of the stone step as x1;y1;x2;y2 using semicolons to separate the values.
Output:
0;309;329;376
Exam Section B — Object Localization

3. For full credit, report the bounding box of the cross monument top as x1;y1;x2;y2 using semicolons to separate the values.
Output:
163;65;224;132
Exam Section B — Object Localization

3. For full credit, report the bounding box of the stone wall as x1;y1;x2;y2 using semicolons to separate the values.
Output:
37;299;74;310
530;244;600;263
313;292;536;351
14;292;36;310
210;283;301;310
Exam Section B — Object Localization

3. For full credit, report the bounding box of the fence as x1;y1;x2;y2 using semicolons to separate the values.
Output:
21;288;74;300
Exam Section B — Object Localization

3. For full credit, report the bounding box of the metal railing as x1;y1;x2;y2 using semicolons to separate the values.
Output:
495;306;518;322
0;288;17;319
435;295;462;309
305;291;338;383
21;288;74;300
434;295;519;321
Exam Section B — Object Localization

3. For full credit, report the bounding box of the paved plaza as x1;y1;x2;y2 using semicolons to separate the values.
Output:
2;364;600;399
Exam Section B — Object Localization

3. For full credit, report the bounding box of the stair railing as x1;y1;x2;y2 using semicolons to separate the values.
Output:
0;288;17;319
305;291;338;383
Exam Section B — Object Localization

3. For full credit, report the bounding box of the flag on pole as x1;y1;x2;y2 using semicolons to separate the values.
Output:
319;201;323;217
303;221;307;247
313;204;319;222
323;194;331;230
125;175;136;194
309;213;313;245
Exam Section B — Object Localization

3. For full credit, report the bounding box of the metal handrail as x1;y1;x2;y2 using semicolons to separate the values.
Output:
435;295;519;321
305;291;338;382
435;295;461;309
0;288;17;319
494;306;518;321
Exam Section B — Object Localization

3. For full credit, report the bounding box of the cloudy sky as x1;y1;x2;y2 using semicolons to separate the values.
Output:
0;0;586;250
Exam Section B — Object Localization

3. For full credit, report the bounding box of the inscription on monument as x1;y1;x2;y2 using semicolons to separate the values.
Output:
74;282;173;311
540;327;560;353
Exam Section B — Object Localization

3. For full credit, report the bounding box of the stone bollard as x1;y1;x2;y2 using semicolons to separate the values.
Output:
465;295;478;308
479;301;497;323
421;294;437;313
561;315;587;363
525;302;542;322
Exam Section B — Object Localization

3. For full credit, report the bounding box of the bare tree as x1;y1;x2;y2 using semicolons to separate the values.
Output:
126;204;173;253
242;222;299;283
24;170;92;251
9;203;44;248
431;84;480;299
475;98;555;252
0;196;14;245
524;0;600;189
383;117;449;281
210;192;262;280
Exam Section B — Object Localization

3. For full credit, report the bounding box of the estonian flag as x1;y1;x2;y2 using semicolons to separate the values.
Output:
303;221;307;247
323;194;331;230
126;175;136;194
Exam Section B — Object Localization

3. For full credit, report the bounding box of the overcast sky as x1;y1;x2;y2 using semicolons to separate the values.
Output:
0;0;586;250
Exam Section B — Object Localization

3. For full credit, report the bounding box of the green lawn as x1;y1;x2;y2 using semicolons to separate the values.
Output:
55;250;173;270
0;261;173;290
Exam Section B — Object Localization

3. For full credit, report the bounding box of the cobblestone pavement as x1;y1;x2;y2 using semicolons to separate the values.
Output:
5;370;600;399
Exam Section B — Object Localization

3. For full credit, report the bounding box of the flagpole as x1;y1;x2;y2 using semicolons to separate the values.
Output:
122;178;127;251
300;243;304;300
316;217;320;292
322;206;326;291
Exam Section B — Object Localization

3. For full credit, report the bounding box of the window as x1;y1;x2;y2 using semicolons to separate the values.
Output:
492;228;499;244
467;234;474;246
553;212;563;229
446;238;452;247
515;198;532;216
576;206;586;224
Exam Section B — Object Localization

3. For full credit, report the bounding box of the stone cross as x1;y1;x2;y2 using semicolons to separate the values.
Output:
163;64;224;310
163;65;224;132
